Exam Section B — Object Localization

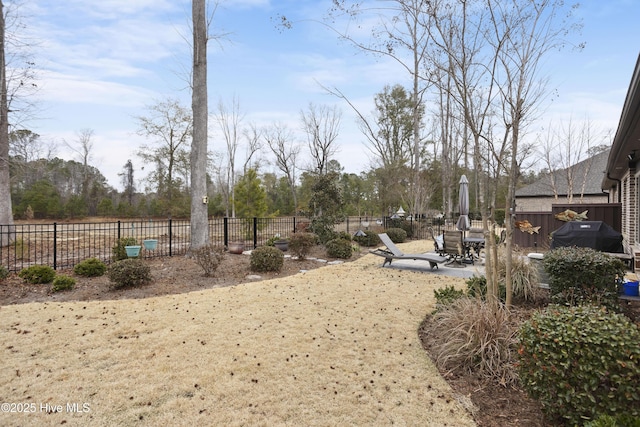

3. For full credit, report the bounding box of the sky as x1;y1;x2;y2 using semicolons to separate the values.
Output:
11;0;640;190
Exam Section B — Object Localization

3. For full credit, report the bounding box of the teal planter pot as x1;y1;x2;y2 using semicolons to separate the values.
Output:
143;239;158;250
125;245;142;258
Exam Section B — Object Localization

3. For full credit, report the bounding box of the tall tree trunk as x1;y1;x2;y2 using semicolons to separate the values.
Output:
190;0;209;250
0;0;15;246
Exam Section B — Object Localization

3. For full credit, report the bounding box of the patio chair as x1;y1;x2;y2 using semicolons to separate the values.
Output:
442;230;467;265
369;233;447;270
428;226;446;256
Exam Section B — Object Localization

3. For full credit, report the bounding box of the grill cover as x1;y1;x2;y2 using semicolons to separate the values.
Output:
550;221;623;253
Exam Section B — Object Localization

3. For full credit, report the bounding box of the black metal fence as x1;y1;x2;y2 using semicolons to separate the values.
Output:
0;215;472;272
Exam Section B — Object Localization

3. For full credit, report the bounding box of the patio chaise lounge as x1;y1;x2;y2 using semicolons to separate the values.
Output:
369;233;447;270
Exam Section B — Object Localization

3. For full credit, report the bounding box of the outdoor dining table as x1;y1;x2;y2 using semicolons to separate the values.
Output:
463;237;485;260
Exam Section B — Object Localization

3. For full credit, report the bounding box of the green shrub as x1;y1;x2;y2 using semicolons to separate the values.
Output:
250;246;284;272
52;275;76;292
352;230;380;247
543;247;624;310
112;237;139;261
0;265;8;281
289;233;317;260
388;218;414;238
337;231;352;241
433;285;466;312
73;258;107;277
385;227;407;243
465;275;506;302
518;305;640;425
585;414;640;427
191;244;225;277
430;298;519;385
325;238;353;259
108;259;152;289
18;265;56;284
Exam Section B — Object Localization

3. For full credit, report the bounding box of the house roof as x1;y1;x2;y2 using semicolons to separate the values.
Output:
516;149;610;198
602;53;640;189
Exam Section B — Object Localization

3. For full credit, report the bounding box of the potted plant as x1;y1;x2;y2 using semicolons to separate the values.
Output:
228;241;245;254
125;245;142;258
274;238;289;252
143;239;158;250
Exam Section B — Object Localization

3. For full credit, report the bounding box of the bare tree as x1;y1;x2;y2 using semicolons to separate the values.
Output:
214;95;244;217
487;0;581;305
300;103;341;175
64;128;95;201
136;98;192;213
0;0;13;245
190;0;209;249
540;117;607;202
263;122;300;213
242;122;262;174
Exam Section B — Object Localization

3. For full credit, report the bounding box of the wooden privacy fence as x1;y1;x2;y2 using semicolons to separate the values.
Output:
512;203;622;249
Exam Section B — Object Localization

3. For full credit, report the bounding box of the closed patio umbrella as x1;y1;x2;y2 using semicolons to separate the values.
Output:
456;175;470;233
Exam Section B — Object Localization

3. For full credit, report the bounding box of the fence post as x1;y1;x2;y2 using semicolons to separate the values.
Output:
293;216;296;234
168;218;173;256
117;220;121;241
223;217;228;247
53;222;57;270
253;217;258;249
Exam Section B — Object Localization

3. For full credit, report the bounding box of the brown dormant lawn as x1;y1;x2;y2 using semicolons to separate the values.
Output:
0;241;476;426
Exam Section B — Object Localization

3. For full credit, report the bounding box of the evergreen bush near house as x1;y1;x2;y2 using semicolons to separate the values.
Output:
0;265;8;281
385;227;407;243
107;259;151;289
112;237;139;261
52;275;76;292
352;230;380;247
288;233;317;260
73;258;107;277
191;244;225;277
325;238;352;259
518;305;640;426
250;246;284;272
18;265;56;284
542;246;624;310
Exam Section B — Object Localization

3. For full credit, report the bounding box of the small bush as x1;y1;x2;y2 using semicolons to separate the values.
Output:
73;258;107;277
112;237;139;261
353;230;380;247
433;285;465;312
518;305;640;425
108;259;152;289
430;298;519;385
543;247;624;310
191;244;225;277
250;246;284;272
388;218;414;238
465;275;506;302
52;275;76;292
385;227;407;243
325;238;353;259
18;265;56;284
0;265;8;281
585;414;640;427
289;233;317;260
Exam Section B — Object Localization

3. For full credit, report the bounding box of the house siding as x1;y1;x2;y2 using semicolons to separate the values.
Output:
516;195;608;212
